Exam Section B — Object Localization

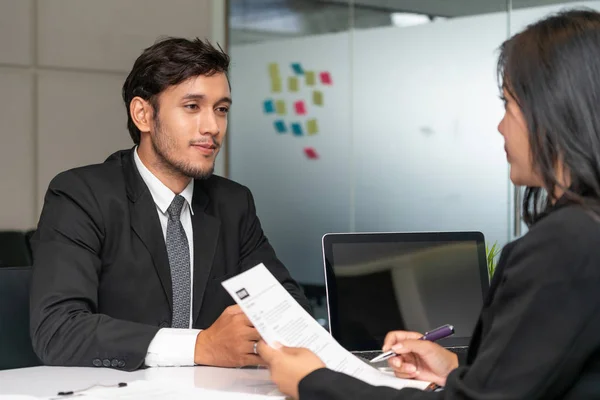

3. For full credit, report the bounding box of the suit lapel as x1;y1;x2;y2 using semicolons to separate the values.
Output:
191;183;221;325
130;191;173;312
123;150;172;312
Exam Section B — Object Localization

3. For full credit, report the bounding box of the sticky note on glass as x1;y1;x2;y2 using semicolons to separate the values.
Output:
320;72;333;85
305;71;316;86
291;63;304;75
294;101;307;115
268;63;280;79
271;78;282;93
263;100;275;113
313;90;323;106
274;120;286;134
304;147;319;160
275;100;286;115
291;123;303;136
307;119;318;135
288;77;299;92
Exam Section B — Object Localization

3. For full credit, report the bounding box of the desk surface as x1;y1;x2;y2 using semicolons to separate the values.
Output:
0;365;283;398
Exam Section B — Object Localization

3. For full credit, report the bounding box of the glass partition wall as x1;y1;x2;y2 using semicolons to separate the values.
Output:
227;0;593;324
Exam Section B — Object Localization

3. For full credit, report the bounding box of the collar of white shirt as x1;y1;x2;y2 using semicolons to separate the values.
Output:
133;147;194;215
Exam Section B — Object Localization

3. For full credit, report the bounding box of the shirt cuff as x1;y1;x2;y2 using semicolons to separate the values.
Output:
145;328;201;367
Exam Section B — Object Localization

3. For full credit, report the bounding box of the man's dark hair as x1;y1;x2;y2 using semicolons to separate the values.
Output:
122;37;230;145
498;9;600;225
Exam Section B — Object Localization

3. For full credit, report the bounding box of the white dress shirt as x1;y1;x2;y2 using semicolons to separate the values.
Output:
134;148;200;367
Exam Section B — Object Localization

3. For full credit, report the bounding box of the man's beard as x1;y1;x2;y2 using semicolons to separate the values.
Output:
151;117;216;180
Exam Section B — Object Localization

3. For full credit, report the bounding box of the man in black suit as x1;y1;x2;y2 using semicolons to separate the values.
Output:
29;37;310;371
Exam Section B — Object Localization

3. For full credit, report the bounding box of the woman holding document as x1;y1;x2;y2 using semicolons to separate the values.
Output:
257;8;600;400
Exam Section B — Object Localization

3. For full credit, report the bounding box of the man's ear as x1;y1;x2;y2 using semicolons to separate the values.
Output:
130;97;154;134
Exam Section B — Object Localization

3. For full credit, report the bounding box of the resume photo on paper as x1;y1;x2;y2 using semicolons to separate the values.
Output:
221;264;435;392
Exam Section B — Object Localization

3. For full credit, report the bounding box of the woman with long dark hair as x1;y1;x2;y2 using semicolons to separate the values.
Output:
257;9;600;400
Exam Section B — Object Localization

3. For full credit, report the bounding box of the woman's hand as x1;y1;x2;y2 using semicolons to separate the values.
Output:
257;341;326;400
383;330;459;387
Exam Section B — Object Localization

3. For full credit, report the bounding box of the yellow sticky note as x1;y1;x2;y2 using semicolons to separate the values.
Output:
307;119;318;135
268;63;280;79
305;71;316;86
271;78;282;93
313;90;323;106
288;76;299;92
275;100;286;115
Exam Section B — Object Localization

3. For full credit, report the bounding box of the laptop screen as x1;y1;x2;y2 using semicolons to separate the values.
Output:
323;232;489;351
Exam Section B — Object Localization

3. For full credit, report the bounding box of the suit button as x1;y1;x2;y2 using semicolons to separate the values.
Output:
102;359;111;367
159;321;169;328
92;358;102;367
111;359;119;368
118;360;126;368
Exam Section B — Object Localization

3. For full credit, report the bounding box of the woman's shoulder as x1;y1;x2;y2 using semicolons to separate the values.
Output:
530;203;600;239
507;204;600;279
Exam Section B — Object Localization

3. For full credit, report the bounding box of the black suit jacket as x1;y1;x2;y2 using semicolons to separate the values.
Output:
30;149;310;371
300;200;600;399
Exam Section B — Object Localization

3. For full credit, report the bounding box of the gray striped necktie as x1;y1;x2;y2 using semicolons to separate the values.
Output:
166;195;191;328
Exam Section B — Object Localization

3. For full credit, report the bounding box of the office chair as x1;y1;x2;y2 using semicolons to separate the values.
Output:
0;231;33;267
0;266;41;370
25;229;36;259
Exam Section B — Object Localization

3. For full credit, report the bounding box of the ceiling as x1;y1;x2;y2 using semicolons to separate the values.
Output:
228;0;585;45
319;0;583;17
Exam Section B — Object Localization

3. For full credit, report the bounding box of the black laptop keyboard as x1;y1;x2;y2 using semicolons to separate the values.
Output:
447;346;469;355
351;350;386;361
352;347;469;363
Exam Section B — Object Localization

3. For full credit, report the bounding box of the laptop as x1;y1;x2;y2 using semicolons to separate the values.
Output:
322;231;489;364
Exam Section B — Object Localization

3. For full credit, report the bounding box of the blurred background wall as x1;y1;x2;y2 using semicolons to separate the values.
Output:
0;0;594;322
0;0;226;229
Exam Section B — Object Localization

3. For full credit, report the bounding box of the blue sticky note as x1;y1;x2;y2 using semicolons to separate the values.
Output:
291;122;303;136
274;120;287;133
291;63;304;75
264;100;275;113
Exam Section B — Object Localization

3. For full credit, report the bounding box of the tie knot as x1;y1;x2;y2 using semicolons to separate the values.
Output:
167;195;186;221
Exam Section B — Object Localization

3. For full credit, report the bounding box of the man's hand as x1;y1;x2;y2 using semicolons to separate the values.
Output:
194;305;262;367
383;330;458;387
257;340;325;400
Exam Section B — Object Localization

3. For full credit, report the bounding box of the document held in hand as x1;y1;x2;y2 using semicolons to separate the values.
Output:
222;264;435;391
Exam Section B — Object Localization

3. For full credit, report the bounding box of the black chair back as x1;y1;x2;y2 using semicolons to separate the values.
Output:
0;231;33;267
0;266;41;370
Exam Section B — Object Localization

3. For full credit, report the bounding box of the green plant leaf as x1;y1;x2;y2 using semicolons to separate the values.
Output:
485;241;501;280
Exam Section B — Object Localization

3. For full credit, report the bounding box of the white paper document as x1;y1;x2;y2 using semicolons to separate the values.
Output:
222;264;433;391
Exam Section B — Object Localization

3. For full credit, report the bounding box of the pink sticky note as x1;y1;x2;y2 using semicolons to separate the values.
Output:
304;147;319;160
320;72;332;85
294;100;307;115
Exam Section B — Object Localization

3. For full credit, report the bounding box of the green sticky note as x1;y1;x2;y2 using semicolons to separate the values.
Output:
271;78;282;93
305;71;316;86
288;76;299;92
275;100;286;115
307;119;318;135
313;90;323;106
268;63;280;79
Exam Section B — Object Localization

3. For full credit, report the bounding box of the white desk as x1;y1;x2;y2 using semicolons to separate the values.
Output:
0;365;284;398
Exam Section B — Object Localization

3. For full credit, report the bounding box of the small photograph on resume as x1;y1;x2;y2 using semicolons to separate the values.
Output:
236;288;250;300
